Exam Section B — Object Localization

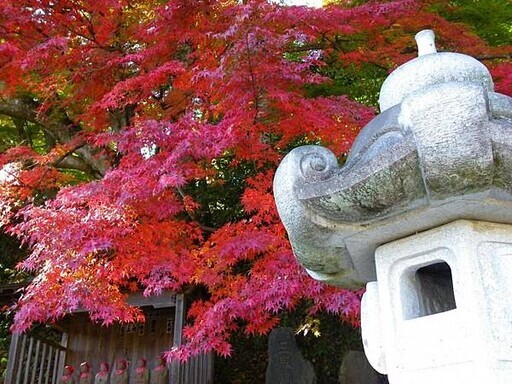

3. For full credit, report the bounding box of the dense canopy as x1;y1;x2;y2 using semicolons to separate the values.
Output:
0;0;510;360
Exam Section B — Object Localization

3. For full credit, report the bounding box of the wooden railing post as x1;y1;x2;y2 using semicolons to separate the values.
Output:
54;333;68;384
15;334;27;384
170;294;184;384
30;339;41;384
23;337;35;384
38;344;47;384
5;333;21;384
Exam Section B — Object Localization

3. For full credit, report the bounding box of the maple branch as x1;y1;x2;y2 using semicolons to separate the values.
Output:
51;142;102;175
55;155;98;174
284;43;328;53
62;24;114;52
319;33;346;53
245;32;260;124
175;187;217;233
0;99;47;128
60;7;120;53
8;142;94;193
476;53;512;61
0;98;108;178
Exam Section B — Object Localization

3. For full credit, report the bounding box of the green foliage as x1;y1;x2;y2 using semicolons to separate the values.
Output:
0;117;49;154
0;118;18;153
0;233;27;380
0;232;27;284
0;315;11;381
185;156;257;229
307;62;386;109
214;331;268;384
436;0;512;47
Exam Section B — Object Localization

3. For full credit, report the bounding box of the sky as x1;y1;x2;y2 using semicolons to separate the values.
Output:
281;0;323;7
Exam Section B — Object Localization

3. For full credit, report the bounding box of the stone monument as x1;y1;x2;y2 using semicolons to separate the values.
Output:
273;29;512;384
265;327;316;384
338;351;387;384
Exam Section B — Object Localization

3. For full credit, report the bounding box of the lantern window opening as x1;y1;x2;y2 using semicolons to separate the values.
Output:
400;260;457;320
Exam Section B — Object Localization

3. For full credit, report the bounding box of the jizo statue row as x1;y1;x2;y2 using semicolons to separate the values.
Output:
59;357;168;384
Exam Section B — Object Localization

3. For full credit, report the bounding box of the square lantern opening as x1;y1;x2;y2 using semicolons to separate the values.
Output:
401;261;456;320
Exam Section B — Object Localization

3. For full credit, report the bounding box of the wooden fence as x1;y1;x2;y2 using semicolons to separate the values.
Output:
171;294;214;384
175;352;214;384
4;333;213;384
4;295;214;384
4;333;67;384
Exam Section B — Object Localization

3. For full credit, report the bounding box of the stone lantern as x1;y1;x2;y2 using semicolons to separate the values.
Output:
273;30;512;384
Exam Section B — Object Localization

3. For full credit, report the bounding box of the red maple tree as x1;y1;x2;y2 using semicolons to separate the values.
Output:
0;0;510;360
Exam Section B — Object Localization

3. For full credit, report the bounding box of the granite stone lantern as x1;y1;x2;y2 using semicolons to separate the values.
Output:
273;30;512;384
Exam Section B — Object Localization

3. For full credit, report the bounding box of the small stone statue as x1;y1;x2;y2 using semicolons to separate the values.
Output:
134;358;149;384
94;362;110;384
110;359;129;384
60;365;76;384
150;356;168;384
78;362;94;384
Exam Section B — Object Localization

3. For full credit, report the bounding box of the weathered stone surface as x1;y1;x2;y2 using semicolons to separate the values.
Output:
274;29;512;384
273;30;512;286
338;351;388;384
265;328;316;384
362;220;512;384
